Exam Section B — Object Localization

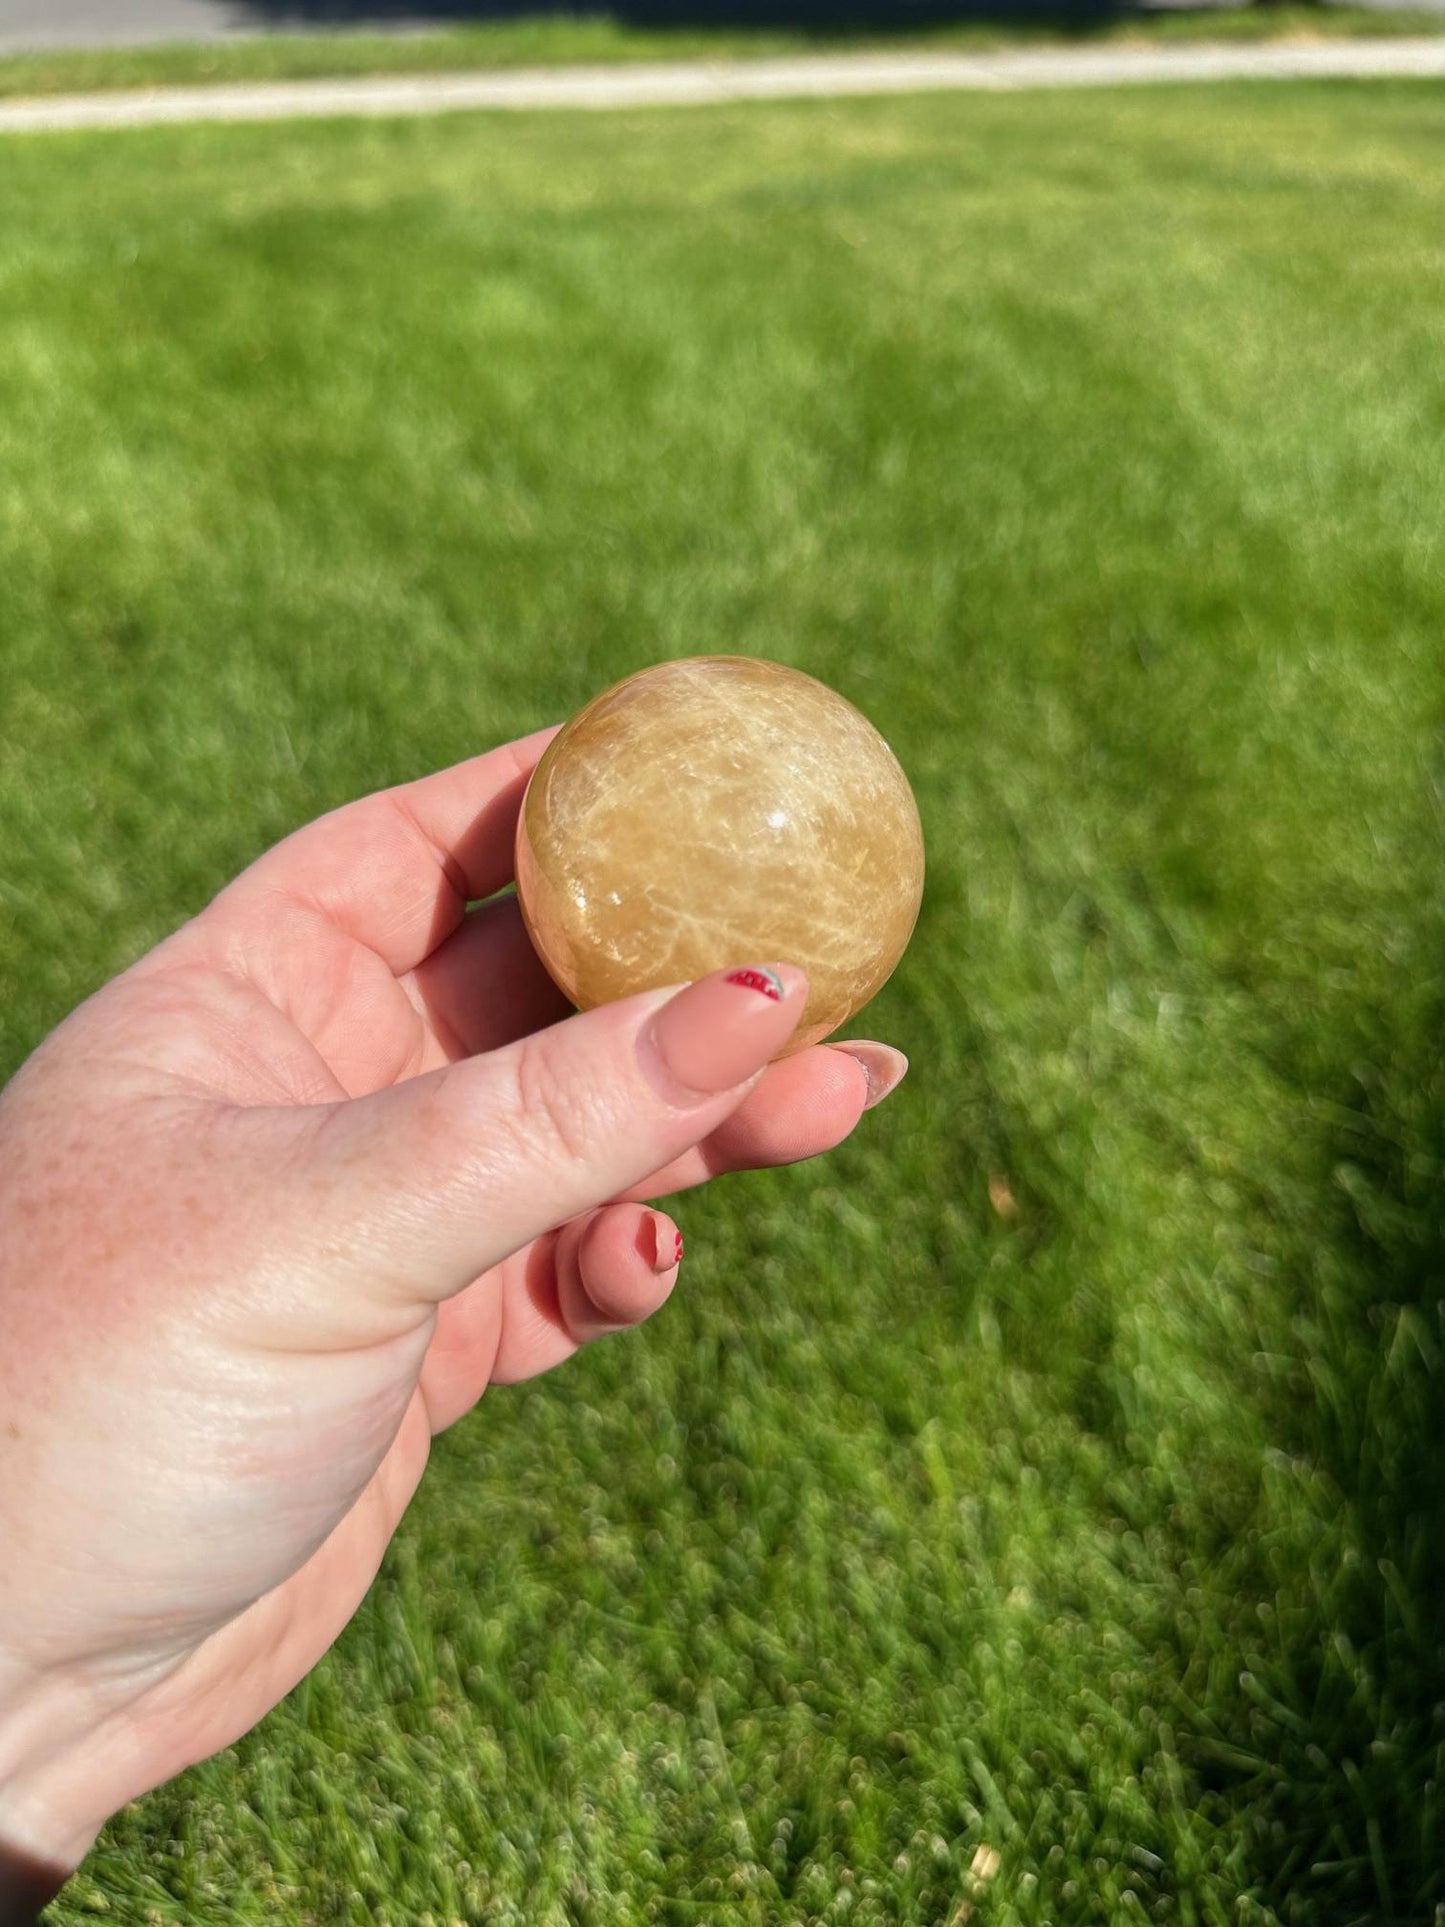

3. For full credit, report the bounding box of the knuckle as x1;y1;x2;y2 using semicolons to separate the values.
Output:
509;1037;611;1170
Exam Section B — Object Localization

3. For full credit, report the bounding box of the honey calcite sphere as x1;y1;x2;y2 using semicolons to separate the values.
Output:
515;656;924;1053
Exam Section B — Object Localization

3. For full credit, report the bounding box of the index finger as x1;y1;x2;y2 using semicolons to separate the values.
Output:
212;725;560;974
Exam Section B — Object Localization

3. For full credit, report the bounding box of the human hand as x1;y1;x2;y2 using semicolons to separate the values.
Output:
0;729;906;1904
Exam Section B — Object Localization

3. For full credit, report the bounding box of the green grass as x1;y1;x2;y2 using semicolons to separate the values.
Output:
1;6;1444;99
3;78;1443;1927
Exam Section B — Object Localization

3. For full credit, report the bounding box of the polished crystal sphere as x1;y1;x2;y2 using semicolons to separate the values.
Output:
515;656;925;1052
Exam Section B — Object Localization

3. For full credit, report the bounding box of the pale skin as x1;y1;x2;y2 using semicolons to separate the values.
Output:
0;727;907;1919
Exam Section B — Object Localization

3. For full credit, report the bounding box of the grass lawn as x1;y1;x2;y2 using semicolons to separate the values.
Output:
1;6;1444;98
2;78;1443;1927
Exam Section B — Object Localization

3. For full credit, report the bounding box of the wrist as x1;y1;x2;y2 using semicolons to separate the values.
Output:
0;1838;71;1926
0;1673;112;1909
0;1774;100;1922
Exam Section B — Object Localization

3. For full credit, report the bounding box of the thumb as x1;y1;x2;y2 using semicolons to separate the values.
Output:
274;963;806;1330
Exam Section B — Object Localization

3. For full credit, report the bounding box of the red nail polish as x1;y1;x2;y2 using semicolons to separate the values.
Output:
725;967;785;1002
650;1214;683;1275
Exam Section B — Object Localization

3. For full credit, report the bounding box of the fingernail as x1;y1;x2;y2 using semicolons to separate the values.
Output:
641;962;808;1101
832;1042;909;1110
648;1212;683;1275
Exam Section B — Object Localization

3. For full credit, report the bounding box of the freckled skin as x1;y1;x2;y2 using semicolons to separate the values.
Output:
516;658;925;1053
0;725;889;1882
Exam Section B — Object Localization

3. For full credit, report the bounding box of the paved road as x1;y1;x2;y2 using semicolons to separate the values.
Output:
0;2;489;48
1;37;1443;130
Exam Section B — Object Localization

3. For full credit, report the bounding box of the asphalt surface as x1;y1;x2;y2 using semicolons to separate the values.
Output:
2;34;1444;127
0;2;492;49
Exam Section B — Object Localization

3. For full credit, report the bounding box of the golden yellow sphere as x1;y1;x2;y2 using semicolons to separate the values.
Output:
514;656;924;1053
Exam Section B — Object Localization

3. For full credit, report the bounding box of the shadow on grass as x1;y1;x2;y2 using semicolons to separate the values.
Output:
223;0;1124;31
1196;977;1445;1923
